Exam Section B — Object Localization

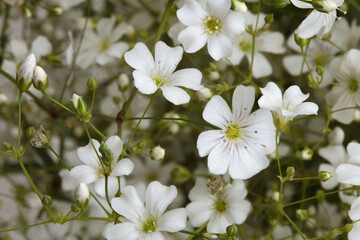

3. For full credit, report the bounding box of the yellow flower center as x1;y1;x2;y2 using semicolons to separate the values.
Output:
225;122;242;141
313;54;329;67
348;78;359;92
238;37;252;52
203;16;223;35
214;197;227;213
141;216;158;233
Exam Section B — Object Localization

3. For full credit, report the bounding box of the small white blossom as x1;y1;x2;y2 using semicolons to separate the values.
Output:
33;66;48;91
74;182;89;207
197;87;212;102
336;142;360;185
348;197;360;240
151;145;165;161
16;53;36;91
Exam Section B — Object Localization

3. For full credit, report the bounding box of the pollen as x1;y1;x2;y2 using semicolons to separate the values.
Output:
203;15;223;35
225;122;242;141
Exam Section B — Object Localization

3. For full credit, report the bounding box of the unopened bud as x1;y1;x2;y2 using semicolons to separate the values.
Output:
3;141;12;150
331;228;342;236
319;171;332;182
25;127;36;139
71;94;87;117
308;74;316;88
0;92;7;104
300;148;313;160
354;109;360;122
171;165;191;184
286;166;295;178
30;125;51;148
234;1;247;13
50;6;63;15
23;5;32;18
117;73;130;91
126;25;136;38
344;223;354;232
265;14;274;24
74;182;89;208
151;145;165;161
272;191;280;202
197;87;212;102
322;32;332;41
17;53;36;92
41;195;52;206
99;142;114;165
168;123;180;135
208;71;220;81
87;76;98;91
71;204;80;212
312;0;338;13
33;66;48;91
296;209;308;221
226;224;238;237
294;34;309;47
316;66;325;76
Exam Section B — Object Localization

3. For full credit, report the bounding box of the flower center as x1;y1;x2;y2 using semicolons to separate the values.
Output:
225;122;242;141
238;35;252;52
203;16;223;35
100;39;111;52
348;78;359;92
151;70;169;87
141;216;158;233
214;197;227;213
313;54;329;67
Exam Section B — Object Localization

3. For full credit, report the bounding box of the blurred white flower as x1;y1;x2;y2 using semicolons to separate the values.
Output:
186;178;251;233
348;197;360;240
336;142;360;185
70;136;134;197
197;85;276;179
176;0;245;60
106;181;187;240
124;41;203;105
258;82;318;128
77;17;129;69
331;18;360;51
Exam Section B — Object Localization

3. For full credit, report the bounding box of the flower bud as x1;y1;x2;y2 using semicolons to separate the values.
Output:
33;66;48;91
316;66;325;76
344;223;354;232
171;165;191;184
271;191;280;202
71;94;87;117
319;171;332;182
50;6;63;15
25;127;36;139
322;32;332;41
30;125;51;148
208;71;220;81
117;73;130;91
197;87;212;102
312;0;338;13
0;92;7;104
226;224;238;237
23;5;32;18
3;141;13;150
99;142;114;165
126;25;136;38
355;109;360;122
294;34;309;47
16;53;36;92
286;166;295;177
265;14;274;24
71;204;80;212
331;228;342;236
168;123;180;135
296;209;308;221
234;1;247;13
87;76;98;91
150;145;165;161
300;148;313;161
74;182;89;208
41;195;52;206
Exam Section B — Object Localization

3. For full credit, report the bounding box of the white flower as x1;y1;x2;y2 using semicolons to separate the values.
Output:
77;17;129;69
74;182;90;206
348;197;360;240
16;53;36;91
124;41;203;105
331;19;360;51
176;0;245;60
33;66;48;91
151;145;165;161
105;181;187;240
186;178;251;233
336;142;360;185
197;85;276;179
228;12;286;78
327;49;360;124
290;0;344;38
258;82;318;128
70;136;134;197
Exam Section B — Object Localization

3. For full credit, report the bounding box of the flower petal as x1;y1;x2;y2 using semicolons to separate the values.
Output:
176;0;206;26
222;11;245;36
186;202;212;227
197;130;223;157
318;145;347;166
161;86;190;105
258;82;283;112
112;158;134;176
336;163;360;185
105;136;123;161
283;55;307;76
250;52;272;78
319;163;338;190
178;25;208;53
155;41;183;74
70;165;98;184
105;222;140;240
296;11;324;39
207;34;232;61
94;176;119;197
207;214;232;234
348;142;360;164
111;22;127;42
206;0;231;18
124;42;154;72
349;197;360;221
226;200;251;224
107;42;129;59
158;208;187;232
208;141;231;175
232;85;255;121
133;70;158;95
146;181;177;216
256;32;286;54
77;140;101;168
170;69;203;90
203;95;231;128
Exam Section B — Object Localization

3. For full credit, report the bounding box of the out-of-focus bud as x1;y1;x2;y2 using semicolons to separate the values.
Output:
307;205;316;216
0;92;7;104
271;191;280;202
41;195;52;206
294;34;309;47
286;166;295;180
171;165;191;184
87;76;98;91
30;125;51;148
168;123;180;135
33;66;48;91
126;25;136;38
234;1;247;13
71;94;87;117
208;71;220;81
117;73;130;91
71;204;80;212
25;127;36;140
296;209;308;221
328;127;344;145
319;171;332;182
312;0;338;13
3;141;12;150
99;142;114;166
316;66;325;76
17;53;36;92
322;32;332;41
354;109;360;122
23;5;32;18
265;14;274;24
74;182;89;208
197;87;212;102
300;147;313;161
226;224;238;237
308;74;316;88
49;6;63;16
344;223;354;233
150;145;165;161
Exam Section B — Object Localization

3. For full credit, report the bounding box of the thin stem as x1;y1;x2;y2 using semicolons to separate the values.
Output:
17;157;42;200
88;121;107;140
42;91;76;115
90;90;96;113
348;0;360;12
47;145;70;170
0;220;51;234
185;221;208;240
90;192;111;216
18;92;23;147
104;175;113;210
332;106;360;113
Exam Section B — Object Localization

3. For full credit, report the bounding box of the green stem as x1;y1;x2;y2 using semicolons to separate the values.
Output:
18;92;23;147
348;0;360;12
90;90;96;113
125;116;216;129
47;145;70;170
331;106;360;113
151;0;173;54
0;220;51;234
88;121;107;140
42;91;76;115
186;221;208;240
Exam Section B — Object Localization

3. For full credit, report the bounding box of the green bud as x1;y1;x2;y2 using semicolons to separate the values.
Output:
226;224;238;237
71;204;80;212
42;195;52;206
3;141;13;150
294;34;309;47
30;125;51;148
50;6;63;16
87;76;99;91
25;127;36;139
316;66;325;76
33;66;48;91
296;209;308;221
71;94;88;117
171;165;191;184
331;228;342;236
286;166;295;178
344;223;354;232
319;171;332;182
150;145;165;161
23;5;33;18
264;14;274;24
99;142;114;165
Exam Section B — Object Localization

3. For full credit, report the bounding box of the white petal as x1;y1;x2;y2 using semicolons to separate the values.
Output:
31;36;53;58
188;178;214;202
226;200;251;224
250;52;272;78
112;158;134;176
77;140;101;168
332;93;356;124
178;25;208;53
111;22;127;42
197;130;223;157
203;95;232;128
76;51;97;69
105;136;123;161
142;232;165;240
155;41;183;74
232;85;255;121
161;86;190;105
105;222;140;240
70;165;98;184
258;82;283;112
107;42;129;59
283;55;307;76
133;70;158;95
10;39;28;61
207;34;232;61
176;0;206;26
256;32;286;54
349;197;360;221
296;11;325;39
186;202;212;227
170;69;203;90
293;102;319;116
146;181;177;216
206;0;231;18
208;141;231;175
283;85;309;107
95;52;114;65
348;142;360;164
97;17;115;37
349;222;360;240
318;145;347;166
207;214;232;234
336;164;360;185
290;0;313;8
94;176;118;197
227;46;245;65
222;11;245;35
226;180;248;202
158;208;187;232
124;42;154;72
319;163;338;190
111;185;145;222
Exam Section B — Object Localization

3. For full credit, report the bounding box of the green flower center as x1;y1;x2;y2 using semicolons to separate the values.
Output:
348;78;359;92
100;39;111;52
313;54;329;67
141;216;158;233
225;122;242;141
214;197;227;213
151;71;168;87
239;38;252;52
203;16;223;35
